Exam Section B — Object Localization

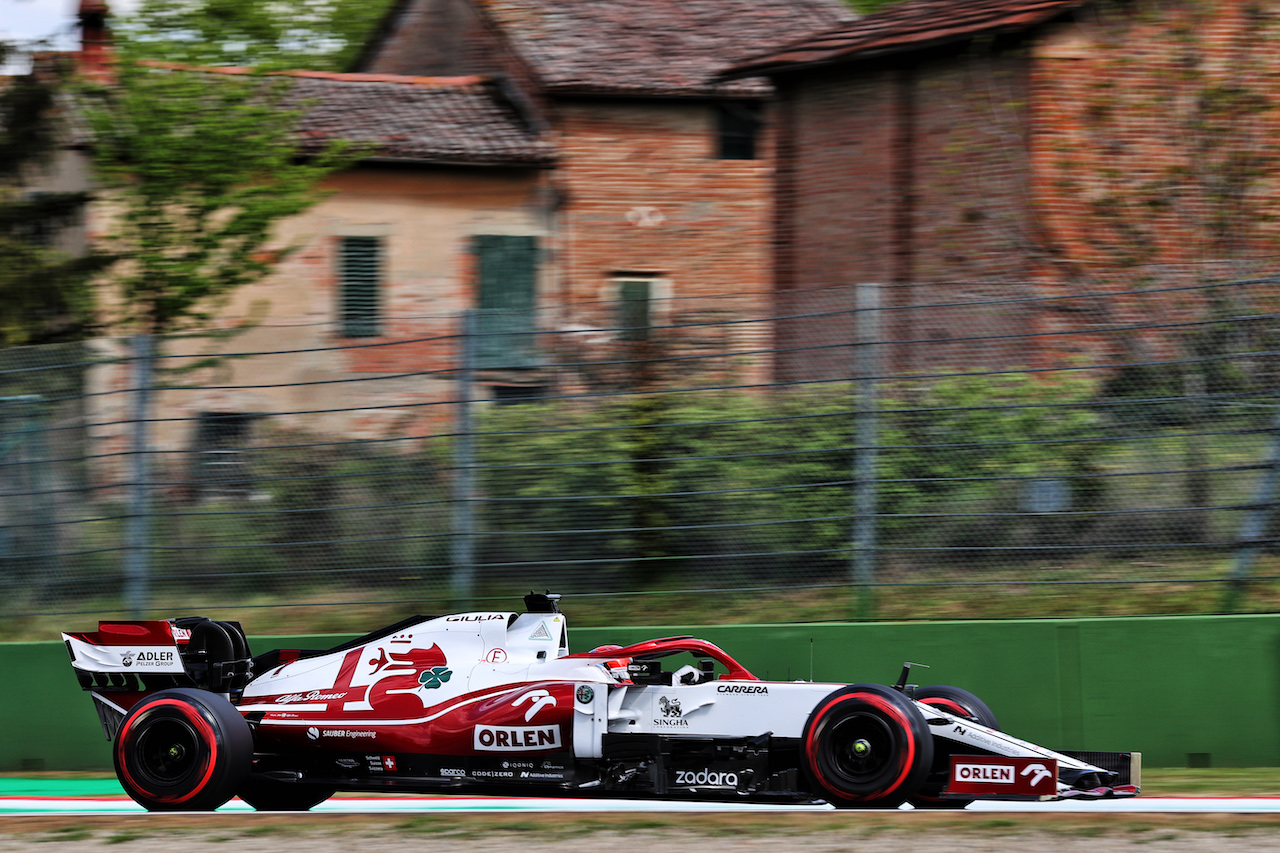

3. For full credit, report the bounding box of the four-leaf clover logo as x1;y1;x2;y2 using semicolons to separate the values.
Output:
418;666;452;689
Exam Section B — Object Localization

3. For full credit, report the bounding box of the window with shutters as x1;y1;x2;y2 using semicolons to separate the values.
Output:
612;275;669;341
339;236;382;337
190;412;254;501
615;278;652;341
473;235;539;368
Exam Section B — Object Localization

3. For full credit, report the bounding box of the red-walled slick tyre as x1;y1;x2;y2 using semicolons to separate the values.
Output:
802;683;933;808
114;688;253;811
909;684;1000;810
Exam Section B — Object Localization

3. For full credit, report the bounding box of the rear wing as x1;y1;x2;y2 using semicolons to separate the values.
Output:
62;617;253;739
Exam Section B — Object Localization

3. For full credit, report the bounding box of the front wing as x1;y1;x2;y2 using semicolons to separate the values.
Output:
922;704;1140;800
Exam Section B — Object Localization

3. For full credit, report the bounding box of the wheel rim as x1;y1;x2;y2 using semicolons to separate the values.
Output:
827;712;897;783
134;717;202;788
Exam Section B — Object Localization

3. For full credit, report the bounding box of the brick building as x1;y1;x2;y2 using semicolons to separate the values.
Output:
85;70;558;486
355;0;854;393
80;0;857;488
728;0;1280;379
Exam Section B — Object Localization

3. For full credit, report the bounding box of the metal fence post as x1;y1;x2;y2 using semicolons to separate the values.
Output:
452;310;477;608
1223;403;1280;612
123;333;152;617
853;283;881;620
0;395;44;593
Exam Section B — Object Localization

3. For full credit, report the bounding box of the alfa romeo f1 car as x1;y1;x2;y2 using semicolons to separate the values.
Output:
63;593;1139;811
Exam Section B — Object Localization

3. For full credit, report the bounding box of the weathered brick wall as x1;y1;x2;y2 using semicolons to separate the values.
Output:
777;0;1280;379
552;99;776;391
1031;1;1280;267
901;51;1036;374
775;50;1035;380
1027;0;1280;368
774;66;895;383
360;8;781;390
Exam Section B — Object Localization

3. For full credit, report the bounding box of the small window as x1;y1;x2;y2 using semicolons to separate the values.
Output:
191;412;254;501
339;236;382;337
492;384;547;404
716;102;762;160
617;279;652;341
474;235;540;368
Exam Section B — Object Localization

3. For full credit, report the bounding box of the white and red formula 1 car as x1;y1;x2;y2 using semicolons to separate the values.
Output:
63;593;1139;811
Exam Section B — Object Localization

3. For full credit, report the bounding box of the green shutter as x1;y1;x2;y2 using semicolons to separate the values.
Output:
340;236;381;337
618;279;651;341
473;235;539;368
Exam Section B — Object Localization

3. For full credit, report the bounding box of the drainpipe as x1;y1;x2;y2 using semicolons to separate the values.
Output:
773;78;798;382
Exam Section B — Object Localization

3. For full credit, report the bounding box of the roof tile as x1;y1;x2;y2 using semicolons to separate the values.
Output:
195;69;556;166
730;0;1089;76
290;72;555;163
474;0;857;96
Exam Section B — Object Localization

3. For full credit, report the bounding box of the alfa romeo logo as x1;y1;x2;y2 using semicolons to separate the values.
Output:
418;666;453;689
576;685;594;704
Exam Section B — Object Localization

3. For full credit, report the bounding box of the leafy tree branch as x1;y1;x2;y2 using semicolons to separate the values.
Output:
85;53;351;334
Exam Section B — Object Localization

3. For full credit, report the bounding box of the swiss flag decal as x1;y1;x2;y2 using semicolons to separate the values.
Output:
382;755;397;771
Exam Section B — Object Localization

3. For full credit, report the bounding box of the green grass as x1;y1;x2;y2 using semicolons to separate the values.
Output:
1142;767;1280;796
239;825;284;836
14;549;1280;645
35;826;92;842
104;832;148;845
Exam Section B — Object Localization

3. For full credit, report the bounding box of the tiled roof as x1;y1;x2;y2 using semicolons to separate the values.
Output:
192;68;556;166
283;72;555;165
728;0;1090;77
473;0;857;96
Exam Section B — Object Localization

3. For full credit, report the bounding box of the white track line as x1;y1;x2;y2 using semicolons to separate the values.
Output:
4;796;1280;815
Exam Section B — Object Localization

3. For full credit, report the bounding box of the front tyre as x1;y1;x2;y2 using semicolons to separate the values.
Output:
114;688;253;811
909;684;999;810
913;685;998;730
238;775;335;811
802;683;933;808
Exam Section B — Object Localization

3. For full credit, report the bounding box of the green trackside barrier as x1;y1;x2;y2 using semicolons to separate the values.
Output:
10;615;1278;771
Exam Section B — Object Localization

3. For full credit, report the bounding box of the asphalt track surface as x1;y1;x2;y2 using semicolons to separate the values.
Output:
3;779;1279;815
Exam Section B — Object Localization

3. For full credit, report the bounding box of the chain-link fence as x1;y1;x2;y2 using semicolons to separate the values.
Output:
3;277;1279;631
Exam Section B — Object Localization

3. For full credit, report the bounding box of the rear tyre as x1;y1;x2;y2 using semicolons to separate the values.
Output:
238;775;335;811
114;688;253;811
802;683;933;808
909;685;999;810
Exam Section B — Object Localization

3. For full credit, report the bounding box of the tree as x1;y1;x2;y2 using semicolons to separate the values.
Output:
118;0;397;71
0;45;109;347
86;54;349;334
83;49;354;615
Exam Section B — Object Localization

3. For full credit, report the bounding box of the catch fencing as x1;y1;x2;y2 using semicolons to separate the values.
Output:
2;277;1278;628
